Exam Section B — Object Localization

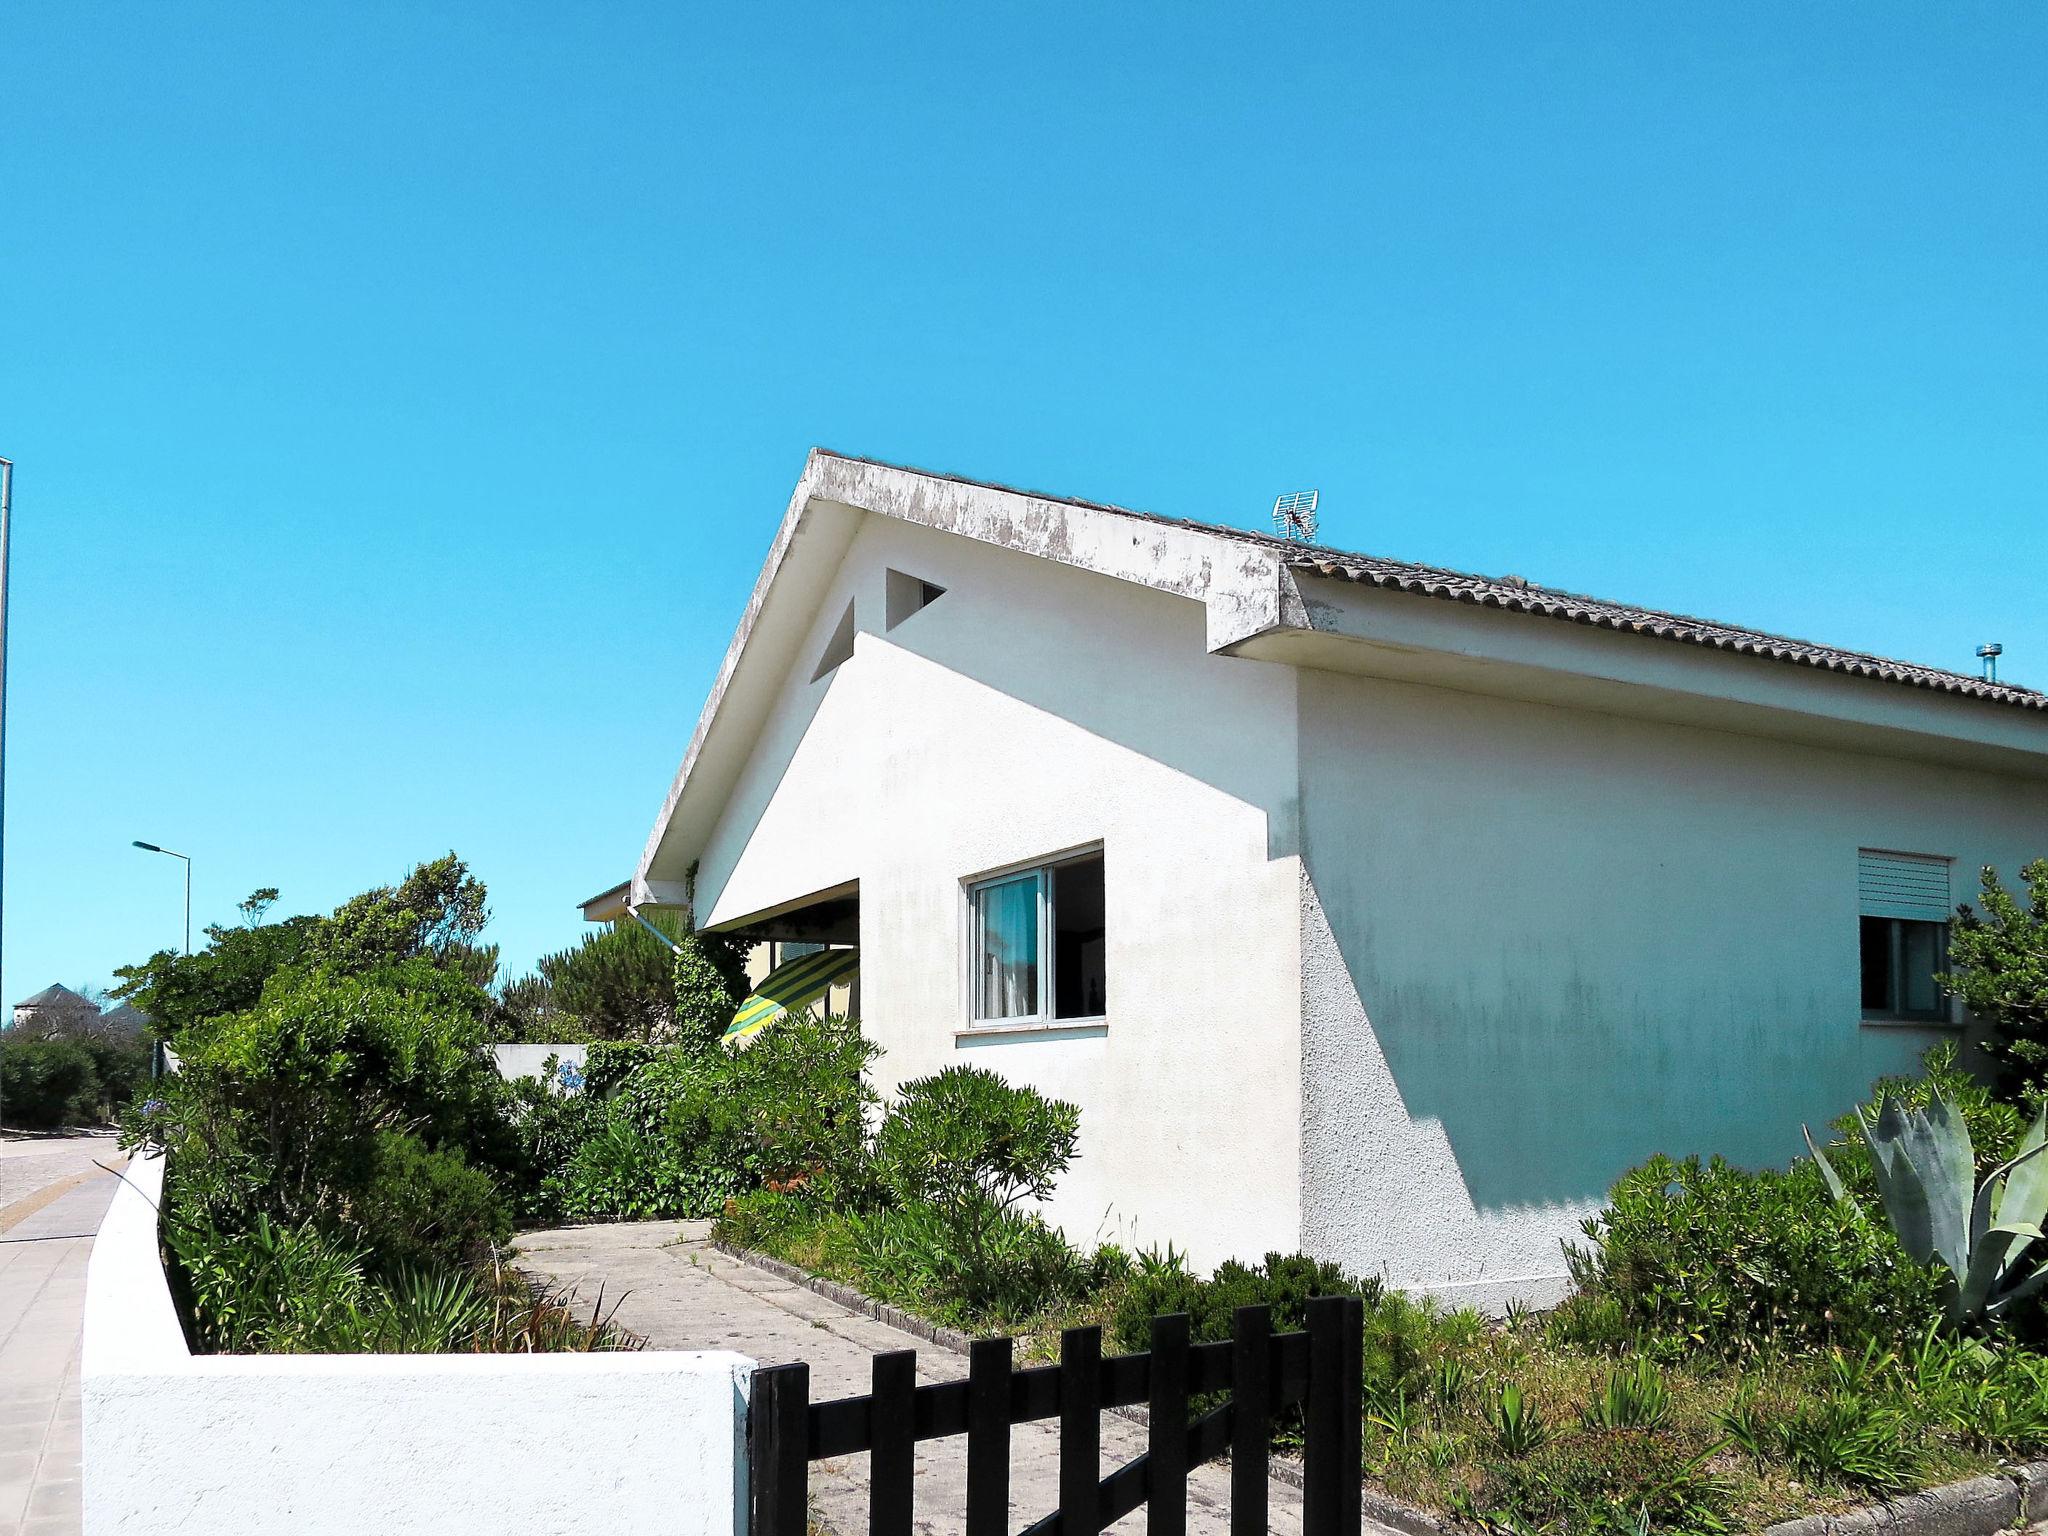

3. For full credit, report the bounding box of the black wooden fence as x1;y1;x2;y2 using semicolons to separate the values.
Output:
749;1296;1364;1536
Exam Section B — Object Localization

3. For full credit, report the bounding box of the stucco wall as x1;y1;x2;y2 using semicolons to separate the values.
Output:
693;516;1305;1265
492;1042;590;1084
84;1154;753;1536
1297;669;2048;1304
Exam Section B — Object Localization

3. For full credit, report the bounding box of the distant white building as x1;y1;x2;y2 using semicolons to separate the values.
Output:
588;451;2048;1307
11;983;101;1034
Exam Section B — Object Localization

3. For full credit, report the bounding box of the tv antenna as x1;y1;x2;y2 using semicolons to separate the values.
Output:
1272;489;1319;543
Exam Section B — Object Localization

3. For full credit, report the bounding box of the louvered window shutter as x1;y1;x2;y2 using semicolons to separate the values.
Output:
1858;850;1952;924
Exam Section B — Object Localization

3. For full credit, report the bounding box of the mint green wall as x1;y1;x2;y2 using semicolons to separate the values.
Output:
1297;667;2048;1299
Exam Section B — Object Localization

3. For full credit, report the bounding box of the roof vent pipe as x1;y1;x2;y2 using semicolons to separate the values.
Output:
1977;643;2003;683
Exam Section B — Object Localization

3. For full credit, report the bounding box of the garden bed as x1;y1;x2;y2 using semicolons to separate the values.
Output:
710;1201;2048;1536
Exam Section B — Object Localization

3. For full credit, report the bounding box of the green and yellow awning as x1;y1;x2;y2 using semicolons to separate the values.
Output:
725;948;860;1044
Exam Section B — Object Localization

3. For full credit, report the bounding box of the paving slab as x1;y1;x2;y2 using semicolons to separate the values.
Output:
0;1164;122;1536
0;1137;121;1219
515;1220;1359;1536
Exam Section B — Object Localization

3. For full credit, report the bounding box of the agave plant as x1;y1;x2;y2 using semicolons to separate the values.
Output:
1805;1093;2048;1330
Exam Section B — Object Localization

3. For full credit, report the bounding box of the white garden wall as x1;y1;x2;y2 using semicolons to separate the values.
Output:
83;1153;752;1536
492;1041;590;1085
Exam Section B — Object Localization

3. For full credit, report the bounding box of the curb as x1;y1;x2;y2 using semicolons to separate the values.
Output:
1762;1463;2048;1536
713;1242;2047;1536
713;1241;982;1356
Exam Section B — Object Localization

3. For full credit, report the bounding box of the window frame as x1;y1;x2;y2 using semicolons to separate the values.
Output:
962;845;1106;1031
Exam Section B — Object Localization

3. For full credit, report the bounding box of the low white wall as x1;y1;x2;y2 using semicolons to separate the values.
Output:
84;1154;752;1536
492;1042;590;1086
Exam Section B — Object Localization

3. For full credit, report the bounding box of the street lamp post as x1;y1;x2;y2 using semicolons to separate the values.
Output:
1;459;13;1136
132;841;191;954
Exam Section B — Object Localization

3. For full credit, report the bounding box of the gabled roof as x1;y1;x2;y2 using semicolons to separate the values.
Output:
16;983;90;1010
834;451;2043;712
615;450;2044;918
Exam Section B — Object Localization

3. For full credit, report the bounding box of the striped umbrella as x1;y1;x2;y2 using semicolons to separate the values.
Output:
724;947;860;1044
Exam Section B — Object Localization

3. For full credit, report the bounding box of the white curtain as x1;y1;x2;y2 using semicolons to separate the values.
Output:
976;874;1040;1019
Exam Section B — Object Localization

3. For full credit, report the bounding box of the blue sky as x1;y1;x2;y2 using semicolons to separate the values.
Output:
1;3;2042;1001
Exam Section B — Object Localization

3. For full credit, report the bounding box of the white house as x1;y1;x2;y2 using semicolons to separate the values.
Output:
589;450;2048;1307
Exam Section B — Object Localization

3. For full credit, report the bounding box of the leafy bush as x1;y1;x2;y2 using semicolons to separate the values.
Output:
167;1213;375;1353
550;1118;722;1222
498;1058;606;1219
354;1131;510;1275
1946;859;2048;1102
847;1200;1094;1325
0;1037;104;1128
535;1017;879;1223
493;910;748;1044
1108;1248;1378;1351
870;1065;1078;1306
134;958;506;1236
1559;1151;1946;1360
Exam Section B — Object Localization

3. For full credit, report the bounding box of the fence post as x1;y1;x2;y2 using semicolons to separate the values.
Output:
749;1362;809;1536
1060;1326;1103;1536
967;1336;1013;1536
1147;1313;1189;1536
1229;1306;1271;1536
1303;1297;1363;1536
870;1349;917;1536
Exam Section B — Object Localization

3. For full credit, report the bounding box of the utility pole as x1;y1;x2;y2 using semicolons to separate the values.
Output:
1;457;14;1136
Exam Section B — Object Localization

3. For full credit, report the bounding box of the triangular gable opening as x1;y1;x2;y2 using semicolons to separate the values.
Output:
811;600;857;681
885;568;947;630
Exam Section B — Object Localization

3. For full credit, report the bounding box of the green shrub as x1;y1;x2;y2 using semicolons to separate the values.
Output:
79;1034;154;1120
532;1017;879;1223
1560;1152;1946;1359
871;1066;1079;1305
133;959;505;1233
0;1038;103;1128
1108;1249;1380;1352
846;1200;1093;1325
498;1058;606;1220
167;1213;372;1353
697;1014;880;1195
717;1186;833;1252
549;1117;732;1222
1944;859;2048;1102
354;1131;510;1275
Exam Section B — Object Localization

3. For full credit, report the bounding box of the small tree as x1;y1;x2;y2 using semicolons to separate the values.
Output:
874;1065;1080;1282
1946;860;2048;1102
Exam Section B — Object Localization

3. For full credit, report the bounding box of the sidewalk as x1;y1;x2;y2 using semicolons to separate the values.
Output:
0;1161;123;1536
515;1220;1336;1536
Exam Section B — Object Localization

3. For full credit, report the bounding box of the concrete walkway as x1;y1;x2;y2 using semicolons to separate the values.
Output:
516;1220;1328;1536
0;1141;125;1536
